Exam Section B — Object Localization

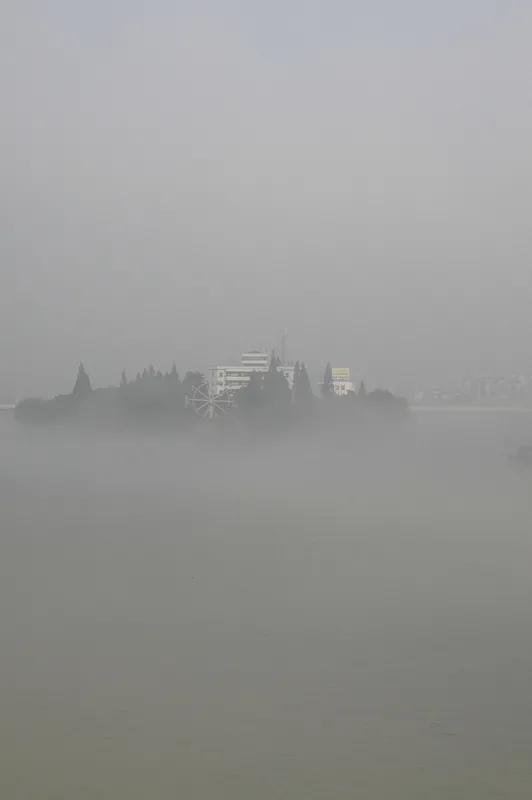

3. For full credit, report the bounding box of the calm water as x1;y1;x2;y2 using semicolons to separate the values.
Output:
2;410;532;798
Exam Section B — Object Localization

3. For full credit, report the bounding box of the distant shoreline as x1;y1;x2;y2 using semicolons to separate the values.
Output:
412;405;532;413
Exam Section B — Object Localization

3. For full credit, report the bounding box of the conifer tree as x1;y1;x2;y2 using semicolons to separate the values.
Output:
263;359;291;416
269;350;281;370
321;362;333;397
169;362;179;382
294;362;314;414
239;370;263;413
72;363;92;398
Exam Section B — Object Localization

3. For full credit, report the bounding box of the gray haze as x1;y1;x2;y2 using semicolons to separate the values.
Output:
3;1;532;400
5;5;532;797
2;409;532;798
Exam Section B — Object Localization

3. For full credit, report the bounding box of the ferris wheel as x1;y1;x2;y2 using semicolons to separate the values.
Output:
187;381;236;420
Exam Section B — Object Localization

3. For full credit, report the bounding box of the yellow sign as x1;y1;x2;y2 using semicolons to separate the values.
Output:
332;368;350;379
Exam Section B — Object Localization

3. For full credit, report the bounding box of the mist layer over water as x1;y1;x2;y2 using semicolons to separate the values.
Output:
2;411;532;798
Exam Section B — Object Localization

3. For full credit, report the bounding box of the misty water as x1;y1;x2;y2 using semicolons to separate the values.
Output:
2;410;532;798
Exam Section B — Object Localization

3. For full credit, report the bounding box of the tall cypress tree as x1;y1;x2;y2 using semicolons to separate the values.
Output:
321;362;333;397
72;363;92;399
269;350;281;370
263;358;291;419
294;362;314;414
239;370;263;414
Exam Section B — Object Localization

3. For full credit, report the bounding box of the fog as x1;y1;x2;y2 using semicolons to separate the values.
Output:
3;1;532;400
4;2;532;797
3;408;532;797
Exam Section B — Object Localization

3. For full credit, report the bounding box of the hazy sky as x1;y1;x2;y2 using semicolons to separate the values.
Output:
3;0;532;399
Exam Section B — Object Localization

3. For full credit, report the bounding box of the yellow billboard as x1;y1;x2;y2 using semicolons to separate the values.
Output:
332;368;350;379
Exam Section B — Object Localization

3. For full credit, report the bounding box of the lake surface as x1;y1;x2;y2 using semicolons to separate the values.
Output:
2;410;532;798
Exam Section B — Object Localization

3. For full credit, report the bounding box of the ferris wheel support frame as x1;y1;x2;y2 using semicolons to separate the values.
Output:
186;368;237;420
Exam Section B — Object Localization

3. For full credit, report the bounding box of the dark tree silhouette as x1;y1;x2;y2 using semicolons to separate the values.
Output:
238;371;264;414
366;388;408;418
294;361;314;415
14;354;408;432
263;360;291;417
182;371;205;398
270;349;281;369
321;362;333;397
168;362;180;384
72;363;92;399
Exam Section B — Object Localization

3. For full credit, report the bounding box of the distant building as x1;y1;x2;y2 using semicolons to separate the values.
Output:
331;367;354;396
241;352;269;370
214;351;295;395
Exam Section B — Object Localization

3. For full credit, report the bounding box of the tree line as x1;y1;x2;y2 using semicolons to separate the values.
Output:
15;354;408;430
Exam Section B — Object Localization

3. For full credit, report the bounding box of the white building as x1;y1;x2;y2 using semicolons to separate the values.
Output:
214;351;295;395
241;352;269;370
331;367;354;396
214;351;269;395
